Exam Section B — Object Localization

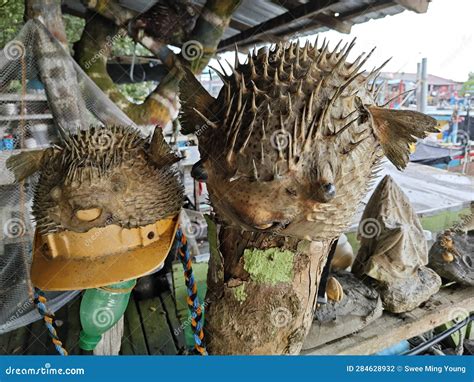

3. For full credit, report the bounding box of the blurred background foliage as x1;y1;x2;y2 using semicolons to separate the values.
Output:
0;4;155;103
0;0;25;48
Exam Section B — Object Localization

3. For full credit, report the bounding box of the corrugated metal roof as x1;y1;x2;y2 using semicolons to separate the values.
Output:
63;0;421;51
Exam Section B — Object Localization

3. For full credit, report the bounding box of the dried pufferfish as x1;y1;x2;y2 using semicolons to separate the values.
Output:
180;38;437;241
7;126;183;234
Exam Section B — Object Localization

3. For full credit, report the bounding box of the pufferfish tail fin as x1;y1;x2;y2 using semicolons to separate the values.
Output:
368;106;438;170
6;149;48;182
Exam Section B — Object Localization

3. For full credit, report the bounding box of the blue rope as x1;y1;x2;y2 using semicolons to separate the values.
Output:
34;288;68;355
176;228;207;355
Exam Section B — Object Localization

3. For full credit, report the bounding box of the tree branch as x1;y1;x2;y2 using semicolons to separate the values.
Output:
74;14;180;126
75;0;241;126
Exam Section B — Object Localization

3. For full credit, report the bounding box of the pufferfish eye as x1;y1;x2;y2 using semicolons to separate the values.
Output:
322;183;336;200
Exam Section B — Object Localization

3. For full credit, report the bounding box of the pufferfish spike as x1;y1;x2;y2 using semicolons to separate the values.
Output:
225;59;240;80
193;108;218;129
336;37;357;71
209;65;228;84
366;57;391;89
217;59;230;77
329;39;343;61
316;38;329;65
302;40;310;63
179;36;438;198
234;44;241;68
248;54;258;80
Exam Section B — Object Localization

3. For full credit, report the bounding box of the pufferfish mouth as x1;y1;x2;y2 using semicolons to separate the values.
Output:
75;208;102;222
254;220;291;231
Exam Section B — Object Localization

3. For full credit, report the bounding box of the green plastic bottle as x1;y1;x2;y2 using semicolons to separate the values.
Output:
79;279;135;351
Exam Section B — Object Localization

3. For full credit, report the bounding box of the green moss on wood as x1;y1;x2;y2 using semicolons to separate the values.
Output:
243;248;294;285
232;284;247;304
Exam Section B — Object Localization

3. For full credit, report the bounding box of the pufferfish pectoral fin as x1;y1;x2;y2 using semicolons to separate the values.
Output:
178;66;216;135
368;106;438;170
6;149;48;182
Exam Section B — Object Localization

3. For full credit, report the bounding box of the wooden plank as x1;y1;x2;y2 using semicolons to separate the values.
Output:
53;297;72;355
394;0;429;13
312;14;352;34
270;0;352;34
63;295;83;355
137;297;177;355
121;299;148;355
23;319;50;355
120;308;134;355
302;286;474;355
94;316;124;355
0;331;11;355
6;326;28;355
160;289;186;351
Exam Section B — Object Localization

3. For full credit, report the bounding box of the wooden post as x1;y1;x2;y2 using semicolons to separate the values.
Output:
204;220;332;354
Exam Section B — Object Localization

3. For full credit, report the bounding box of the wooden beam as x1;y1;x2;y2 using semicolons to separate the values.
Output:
259;0;392;50
190;3;252;32
218;0;338;50
271;0;351;34
337;0;394;19
302;285;474;355
394;0;430;13
312;13;352;34
229;18;253;31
